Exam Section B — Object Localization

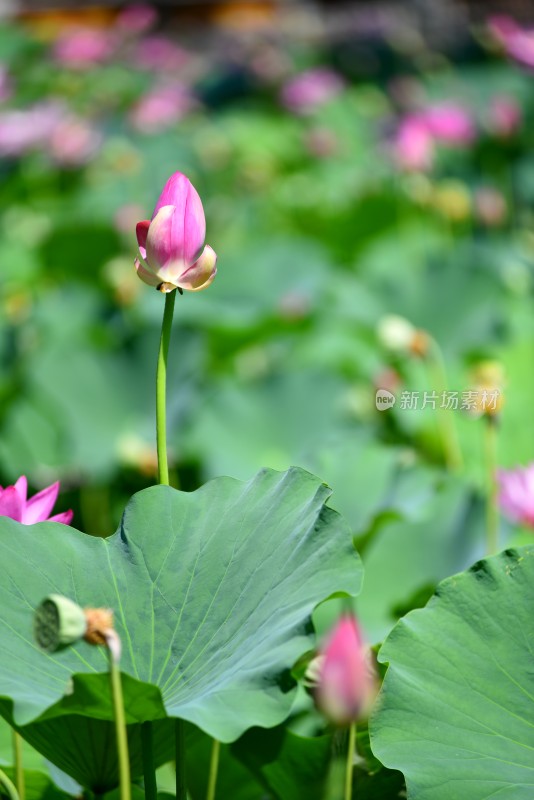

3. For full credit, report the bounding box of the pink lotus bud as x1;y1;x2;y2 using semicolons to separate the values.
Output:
0;475;73;525
135;172;217;293
315;615;375;725
53;28;116;70
488;96;521;137
497;463;534;528
116;4;157;34
421;103;475;145
392;116;434;171
280;68;345;115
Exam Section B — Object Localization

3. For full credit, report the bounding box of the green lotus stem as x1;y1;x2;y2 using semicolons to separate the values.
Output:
141;723;157;800
0;767;20;800
206;739;220;800
176;720;187;800
484;416;500;555
12;730;24;800
156;289;177;486
155;289;187;798
344;722;356;800
108;643;131;800
425;336;463;472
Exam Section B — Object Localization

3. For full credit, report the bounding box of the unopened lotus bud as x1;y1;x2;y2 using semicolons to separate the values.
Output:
469;361;505;419
34;595;87;653
315;615;376;726
378;315;428;356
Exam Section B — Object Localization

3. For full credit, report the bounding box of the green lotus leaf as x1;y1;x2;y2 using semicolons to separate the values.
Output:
370;546;534;799
0;467;360;790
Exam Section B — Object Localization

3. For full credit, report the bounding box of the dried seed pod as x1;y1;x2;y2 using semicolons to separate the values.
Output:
34;594;87;653
84;608;114;647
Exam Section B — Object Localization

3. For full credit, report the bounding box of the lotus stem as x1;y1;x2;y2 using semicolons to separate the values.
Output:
344;722;356;800
176;720;187;800
206;739;220;800
484;416;500;555
0;767;20;800
12;730;24;800
155;289;187;798
141;723;157;800
107;638;131;800
156;290;176;486
425;336;463;472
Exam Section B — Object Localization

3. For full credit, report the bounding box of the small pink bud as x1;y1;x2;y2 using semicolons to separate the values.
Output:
315;615;375;725
497;463;534;529
135;172;217;293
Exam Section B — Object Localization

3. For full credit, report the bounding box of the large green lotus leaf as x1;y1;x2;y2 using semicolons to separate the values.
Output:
370;546;534;799
0;468;360;787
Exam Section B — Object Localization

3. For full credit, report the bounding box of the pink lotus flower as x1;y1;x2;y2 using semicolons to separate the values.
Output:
315;615;374;725
393;116;434;171
488;16;534;70
53;28;116;69
116;4;157;34
135;172;217;293
488;96;521;137
497;464;534;528
130;84;195;134
421;102;475;145
134;35;188;72
280;68;345;115
0;476;73;525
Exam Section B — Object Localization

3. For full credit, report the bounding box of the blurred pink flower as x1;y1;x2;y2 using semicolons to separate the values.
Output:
53;27;116;69
421;102;475;145
0;64;12;102
135;171;217;292
315;614;374;725
116;4;157;34
114;203;146;233
498;464;534;528
474;187;507;227
487;16;534;69
48;116;102;166
487;15;520;46
130;84;196;134
0;476;72;525
488;96;521;137
134;35;188;71
393;116;434;171
0;102;64;157
280;68;345;114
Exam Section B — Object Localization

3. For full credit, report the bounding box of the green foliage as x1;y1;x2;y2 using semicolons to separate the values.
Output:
371;547;534;799
0;468;360;789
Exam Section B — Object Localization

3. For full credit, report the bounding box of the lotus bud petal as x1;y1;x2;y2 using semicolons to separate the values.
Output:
34;594;87;653
315;614;375;725
134;171;216;293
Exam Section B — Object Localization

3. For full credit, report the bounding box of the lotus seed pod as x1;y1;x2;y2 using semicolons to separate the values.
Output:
34;594;87;653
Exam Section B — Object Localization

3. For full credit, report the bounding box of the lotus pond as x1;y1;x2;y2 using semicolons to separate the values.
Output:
0;6;534;800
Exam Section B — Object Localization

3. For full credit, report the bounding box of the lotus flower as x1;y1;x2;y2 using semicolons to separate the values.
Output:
135;172;217;293
280;68;344;115
497;464;534;528
0;476;73;525
315;615;374;725
392;116;434;171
